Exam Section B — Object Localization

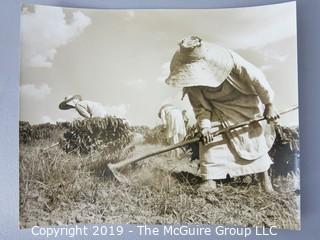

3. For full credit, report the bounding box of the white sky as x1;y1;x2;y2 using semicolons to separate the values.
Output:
20;2;299;127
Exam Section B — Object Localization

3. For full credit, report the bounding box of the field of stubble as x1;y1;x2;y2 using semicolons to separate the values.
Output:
19;129;300;230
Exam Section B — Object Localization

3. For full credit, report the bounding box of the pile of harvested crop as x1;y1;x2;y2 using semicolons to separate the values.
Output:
62;117;133;155
183;124;200;160
269;126;300;177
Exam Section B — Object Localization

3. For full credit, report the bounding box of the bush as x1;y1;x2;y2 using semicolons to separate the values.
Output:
19;121;32;144
143;125;168;145
130;125;150;135
19;121;68;144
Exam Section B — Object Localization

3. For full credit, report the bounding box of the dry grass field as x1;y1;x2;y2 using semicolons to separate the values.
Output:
19;124;300;230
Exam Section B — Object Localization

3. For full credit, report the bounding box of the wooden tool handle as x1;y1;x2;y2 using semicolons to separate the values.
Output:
108;105;298;170
109;137;201;169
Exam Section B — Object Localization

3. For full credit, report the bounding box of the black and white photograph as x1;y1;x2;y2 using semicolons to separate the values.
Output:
19;2;300;229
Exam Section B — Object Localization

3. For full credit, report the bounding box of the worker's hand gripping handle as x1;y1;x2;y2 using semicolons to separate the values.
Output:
200;128;215;144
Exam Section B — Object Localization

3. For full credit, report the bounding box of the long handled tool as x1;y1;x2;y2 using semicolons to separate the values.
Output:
107;105;298;183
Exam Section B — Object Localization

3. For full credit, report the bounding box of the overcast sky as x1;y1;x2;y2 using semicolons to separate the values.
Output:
20;2;298;127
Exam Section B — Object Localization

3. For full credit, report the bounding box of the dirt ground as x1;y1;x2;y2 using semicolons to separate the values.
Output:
19;139;300;229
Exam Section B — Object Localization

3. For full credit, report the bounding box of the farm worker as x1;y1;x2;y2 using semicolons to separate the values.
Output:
165;36;279;192
182;109;190;128
158;104;187;158
59;95;107;118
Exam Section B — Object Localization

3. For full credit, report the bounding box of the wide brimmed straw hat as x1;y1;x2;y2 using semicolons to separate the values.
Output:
58;95;82;110
165;36;234;88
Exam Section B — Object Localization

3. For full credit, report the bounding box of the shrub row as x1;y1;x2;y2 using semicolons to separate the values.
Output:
19;121;68;144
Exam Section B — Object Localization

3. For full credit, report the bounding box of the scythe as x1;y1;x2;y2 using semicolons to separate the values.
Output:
106;106;298;183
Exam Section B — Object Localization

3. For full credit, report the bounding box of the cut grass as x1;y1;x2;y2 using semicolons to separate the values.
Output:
19;137;300;229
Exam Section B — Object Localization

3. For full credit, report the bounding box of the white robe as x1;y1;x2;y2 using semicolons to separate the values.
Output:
75;100;107;118
160;106;186;144
185;50;276;180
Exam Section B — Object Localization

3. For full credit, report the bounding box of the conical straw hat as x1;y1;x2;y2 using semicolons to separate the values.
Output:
58;95;82;110
165;36;234;88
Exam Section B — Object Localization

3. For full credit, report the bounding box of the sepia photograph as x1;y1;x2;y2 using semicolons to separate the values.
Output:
19;2;300;229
